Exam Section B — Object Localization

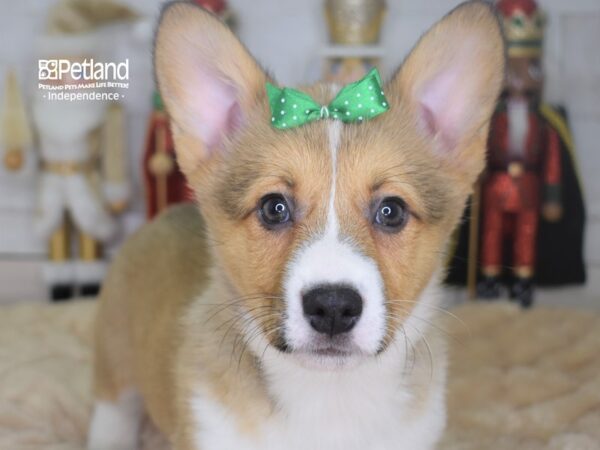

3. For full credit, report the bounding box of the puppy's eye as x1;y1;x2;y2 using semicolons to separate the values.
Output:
374;197;408;231
258;194;292;228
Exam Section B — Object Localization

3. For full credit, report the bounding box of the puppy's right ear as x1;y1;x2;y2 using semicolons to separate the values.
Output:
154;2;268;173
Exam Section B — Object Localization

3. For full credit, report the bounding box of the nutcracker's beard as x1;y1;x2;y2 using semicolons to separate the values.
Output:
507;96;530;157
32;93;106;142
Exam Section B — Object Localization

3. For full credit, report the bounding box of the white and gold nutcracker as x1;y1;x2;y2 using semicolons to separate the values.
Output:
31;0;136;300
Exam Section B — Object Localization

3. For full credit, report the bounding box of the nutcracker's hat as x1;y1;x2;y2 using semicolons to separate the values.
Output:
496;0;544;57
193;0;234;27
37;0;138;59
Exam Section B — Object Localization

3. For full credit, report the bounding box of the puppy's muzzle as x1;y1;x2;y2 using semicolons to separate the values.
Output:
302;285;363;337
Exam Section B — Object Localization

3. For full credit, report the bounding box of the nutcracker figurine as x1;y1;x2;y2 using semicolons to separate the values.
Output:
142;92;192;219
31;0;135;301
1;70;32;173
446;0;586;307
142;0;232;220
322;0;386;83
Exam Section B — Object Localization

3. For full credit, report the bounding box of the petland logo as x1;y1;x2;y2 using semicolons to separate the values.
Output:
39;58;129;81
38;58;129;102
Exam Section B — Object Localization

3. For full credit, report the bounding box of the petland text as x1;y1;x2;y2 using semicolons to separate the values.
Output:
38;58;129;81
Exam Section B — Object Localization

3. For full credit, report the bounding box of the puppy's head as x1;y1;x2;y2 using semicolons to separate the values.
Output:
155;1;504;369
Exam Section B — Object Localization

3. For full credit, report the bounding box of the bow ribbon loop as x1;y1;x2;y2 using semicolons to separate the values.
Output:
267;68;389;130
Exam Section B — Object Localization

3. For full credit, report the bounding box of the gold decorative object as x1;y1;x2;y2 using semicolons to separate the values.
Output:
1;70;32;171
322;0;387;84
325;0;386;45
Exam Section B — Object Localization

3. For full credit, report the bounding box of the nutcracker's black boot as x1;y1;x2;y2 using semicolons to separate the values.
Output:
476;276;501;299
80;283;101;298
50;284;74;302
510;277;534;309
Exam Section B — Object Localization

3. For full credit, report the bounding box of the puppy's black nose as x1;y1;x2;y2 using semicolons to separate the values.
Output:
302;285;363;336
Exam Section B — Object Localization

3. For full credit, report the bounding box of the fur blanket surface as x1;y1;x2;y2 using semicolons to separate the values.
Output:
1;300;599;449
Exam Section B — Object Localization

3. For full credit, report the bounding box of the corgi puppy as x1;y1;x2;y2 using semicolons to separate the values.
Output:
88;1;504;449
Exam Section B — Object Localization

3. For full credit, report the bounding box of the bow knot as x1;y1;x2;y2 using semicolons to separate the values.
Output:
267;68;389;130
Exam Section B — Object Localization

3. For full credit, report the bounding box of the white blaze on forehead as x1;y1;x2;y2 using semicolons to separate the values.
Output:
282;113;386;355
325;120;342;236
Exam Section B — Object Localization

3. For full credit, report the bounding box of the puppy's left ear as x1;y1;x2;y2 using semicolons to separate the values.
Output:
391;1;505;181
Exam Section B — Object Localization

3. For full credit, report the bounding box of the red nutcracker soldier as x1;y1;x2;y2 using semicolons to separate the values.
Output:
476;0;564;306
142;92;193;219
445;0;586;304
142;0;232;219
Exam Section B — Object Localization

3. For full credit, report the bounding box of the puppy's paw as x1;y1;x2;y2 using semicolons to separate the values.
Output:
87;390;142;450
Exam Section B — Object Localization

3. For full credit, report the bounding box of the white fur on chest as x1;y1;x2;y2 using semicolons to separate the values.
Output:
191;337;446;450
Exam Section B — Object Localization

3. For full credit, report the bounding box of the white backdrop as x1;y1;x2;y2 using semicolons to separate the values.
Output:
0;0;598;303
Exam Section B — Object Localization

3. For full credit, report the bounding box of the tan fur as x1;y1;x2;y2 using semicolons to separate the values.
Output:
94;205;211;434
93;1;505;448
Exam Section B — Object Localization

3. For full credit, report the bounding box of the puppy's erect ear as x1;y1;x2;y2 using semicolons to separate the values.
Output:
154;2;268;173
391;1;505;178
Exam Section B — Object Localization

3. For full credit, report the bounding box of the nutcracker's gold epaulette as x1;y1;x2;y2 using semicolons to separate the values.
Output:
539;103;584;198
539;104;573;152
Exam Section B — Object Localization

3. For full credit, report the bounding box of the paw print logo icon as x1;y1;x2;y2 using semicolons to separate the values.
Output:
39;60;59;80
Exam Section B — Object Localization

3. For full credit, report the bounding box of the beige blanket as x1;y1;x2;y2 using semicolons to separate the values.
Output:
1;301;599;449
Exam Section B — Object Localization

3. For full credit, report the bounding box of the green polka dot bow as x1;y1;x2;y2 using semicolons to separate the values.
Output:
267;68;390;130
